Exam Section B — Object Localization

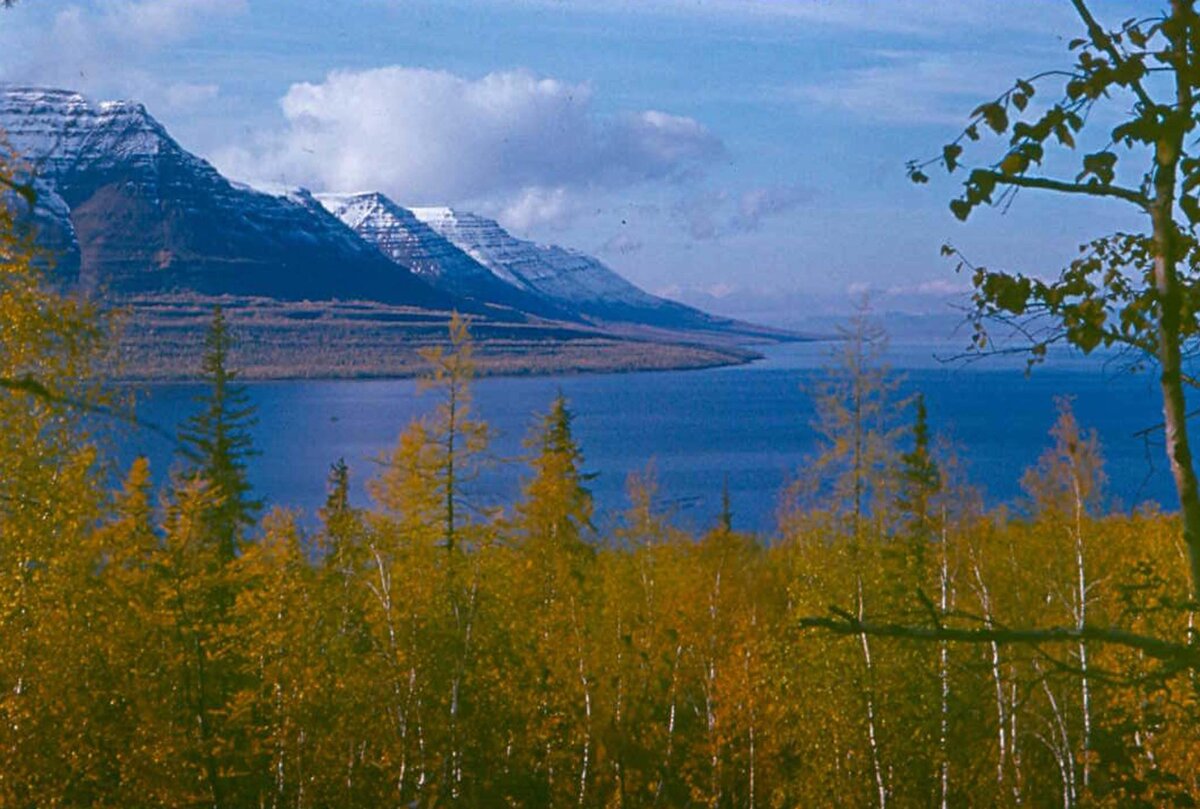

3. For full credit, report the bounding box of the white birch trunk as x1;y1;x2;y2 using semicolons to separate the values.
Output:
857;575;887;809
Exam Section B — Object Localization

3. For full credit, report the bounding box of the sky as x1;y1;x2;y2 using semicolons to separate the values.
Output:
0;0;1151;326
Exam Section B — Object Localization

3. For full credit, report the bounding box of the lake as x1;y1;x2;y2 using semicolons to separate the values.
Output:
110;340;1181;536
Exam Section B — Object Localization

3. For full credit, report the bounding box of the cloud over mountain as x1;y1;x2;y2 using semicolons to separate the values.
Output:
0;0;245;111
215;66;725;223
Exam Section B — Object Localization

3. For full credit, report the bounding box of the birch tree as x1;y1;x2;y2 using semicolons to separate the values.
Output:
908;1;1200;604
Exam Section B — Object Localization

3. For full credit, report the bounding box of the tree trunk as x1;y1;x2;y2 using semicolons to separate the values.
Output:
938;512;951;809
856;575;888;809
1155;0;1200;602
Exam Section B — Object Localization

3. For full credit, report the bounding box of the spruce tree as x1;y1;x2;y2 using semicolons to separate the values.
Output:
178;305;260;561
718;474;734;535
896;393;941;544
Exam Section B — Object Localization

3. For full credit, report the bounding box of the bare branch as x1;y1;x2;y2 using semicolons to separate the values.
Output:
0;374;179;445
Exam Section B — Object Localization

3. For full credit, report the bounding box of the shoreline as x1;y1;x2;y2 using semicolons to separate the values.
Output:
108;295;787;383
111;344;763;384
110;332;769;384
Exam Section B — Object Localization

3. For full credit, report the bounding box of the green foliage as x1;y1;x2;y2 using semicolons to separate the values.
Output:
907;4;1200;369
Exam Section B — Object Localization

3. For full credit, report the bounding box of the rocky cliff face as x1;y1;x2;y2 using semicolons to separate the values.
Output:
0;86;450;307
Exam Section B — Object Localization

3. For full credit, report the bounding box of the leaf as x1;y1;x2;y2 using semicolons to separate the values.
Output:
1182;158;1200;194
909;169;929;184
942;144;962;172
1000;153;1027;176
1081;151;1118;185
1181;194;1200;225
1012;92;1028;112
980;102;1009;134
949;199;972;221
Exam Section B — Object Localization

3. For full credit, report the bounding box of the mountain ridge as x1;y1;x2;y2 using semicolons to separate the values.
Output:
0;85;454;308
0;84;798;378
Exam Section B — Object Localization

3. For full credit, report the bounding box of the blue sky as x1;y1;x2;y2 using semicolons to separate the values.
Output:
0;0;1147;325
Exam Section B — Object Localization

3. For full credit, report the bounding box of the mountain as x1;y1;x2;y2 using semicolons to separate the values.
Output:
317;192;573;320
409;206;742;331
0;85;791;357
0;86;451;307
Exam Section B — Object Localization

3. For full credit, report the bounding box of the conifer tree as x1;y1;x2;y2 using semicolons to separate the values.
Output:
517;392;594;554
790;305;905;809
509;394;598;805
319;457;362;574
366;314;494;801
801;301;904;537
417;312;492;553
897;394;941;543
178;305;260;561
718;475;734;535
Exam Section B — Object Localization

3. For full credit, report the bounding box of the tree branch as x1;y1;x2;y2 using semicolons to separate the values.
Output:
0;374;179;445
1069;0;1158;112
986;170;1149;207
798;613;1200;668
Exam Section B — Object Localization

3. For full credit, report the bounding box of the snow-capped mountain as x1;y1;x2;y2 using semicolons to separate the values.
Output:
409;207;737;330
317;192;572;319
0;85;786;341
0;86;450;307
410;207;658;304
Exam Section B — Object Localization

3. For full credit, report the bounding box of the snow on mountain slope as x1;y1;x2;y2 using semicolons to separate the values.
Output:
318;192;576;320
410;207;660;305
410;206;747;331
0;86;451;307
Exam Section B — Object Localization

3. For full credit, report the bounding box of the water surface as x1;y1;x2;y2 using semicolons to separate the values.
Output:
112;341;1179;535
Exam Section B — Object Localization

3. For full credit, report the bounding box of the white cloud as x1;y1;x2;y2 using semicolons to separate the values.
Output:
489;0;1076;36
163;82;220;110
216;66;725;219
490;186;579;232
674;183;810;240
50;0;245;50
793;49;1038;126
0;0;243;108
734;185;812;232
658;279;972;326
599;232;645;257
848;279;971;299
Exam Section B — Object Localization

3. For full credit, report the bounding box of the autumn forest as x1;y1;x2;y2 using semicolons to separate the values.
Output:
3;251;1199;807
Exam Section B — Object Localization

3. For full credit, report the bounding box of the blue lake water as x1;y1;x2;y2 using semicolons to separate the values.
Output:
109;341;1181;536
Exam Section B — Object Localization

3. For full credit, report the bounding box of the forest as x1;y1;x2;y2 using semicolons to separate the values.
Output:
6;2;1200;807
2;238;1198;806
